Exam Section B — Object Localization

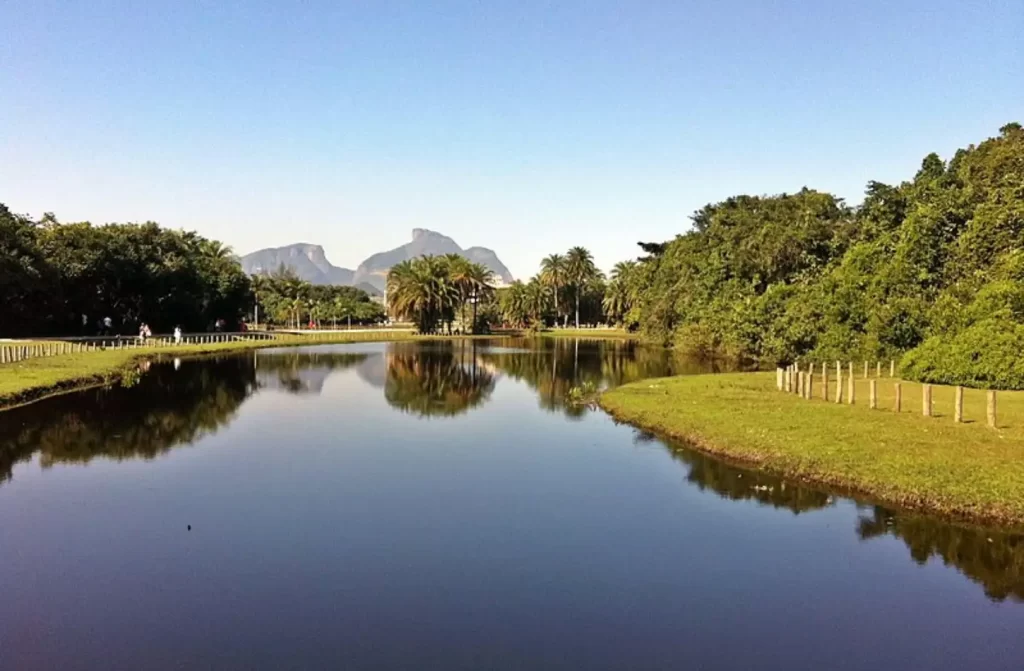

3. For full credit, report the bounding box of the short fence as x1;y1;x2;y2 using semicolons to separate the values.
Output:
777;360;1000;429
0;328;413;366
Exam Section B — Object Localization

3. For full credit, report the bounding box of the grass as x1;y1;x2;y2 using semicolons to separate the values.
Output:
539;328;638;339
600;372;1024;527
0;331;435;409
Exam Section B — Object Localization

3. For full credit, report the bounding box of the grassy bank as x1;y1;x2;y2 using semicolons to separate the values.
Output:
540;328;637;339
0;331;432;409
600;372;1024;527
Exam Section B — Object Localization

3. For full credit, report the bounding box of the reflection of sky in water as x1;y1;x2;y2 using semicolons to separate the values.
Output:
1;340;1023;670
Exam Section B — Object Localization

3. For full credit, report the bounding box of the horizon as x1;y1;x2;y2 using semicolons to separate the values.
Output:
3;0;1020;279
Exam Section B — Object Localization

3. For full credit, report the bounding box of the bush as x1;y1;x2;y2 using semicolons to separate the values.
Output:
901;319;1024;389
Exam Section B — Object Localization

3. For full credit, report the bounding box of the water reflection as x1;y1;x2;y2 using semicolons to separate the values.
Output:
384;342;496;417
857;506;1024;602
0;357;256;483
1;339;1023;605
648;427;1024;603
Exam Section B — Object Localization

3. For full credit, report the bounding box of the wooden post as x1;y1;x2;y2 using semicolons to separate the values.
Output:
797;371;804;398
987;391;997;429
848;362;855;404
785;368;791;393
894;383;902;412
822;362;829;401
954;386;964;423
869;379;877;409
777;368;784;391
922;384;932;417
876;361;881;378
890;360;895;378
835;368;843;404
863;361;868;379
806;370;814;399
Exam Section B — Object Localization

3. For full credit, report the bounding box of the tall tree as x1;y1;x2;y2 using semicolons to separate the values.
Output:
540;253;566;326
565;246;597;329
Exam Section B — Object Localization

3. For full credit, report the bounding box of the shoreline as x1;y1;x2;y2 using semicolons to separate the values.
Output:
0;329;639;411
600;372;1024;529
0;332;444;410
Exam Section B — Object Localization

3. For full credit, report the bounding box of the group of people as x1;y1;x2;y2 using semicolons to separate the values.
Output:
85;315;236;343
138;323;185;343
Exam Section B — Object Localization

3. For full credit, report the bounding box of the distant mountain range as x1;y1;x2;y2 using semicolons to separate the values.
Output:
240;229;514;293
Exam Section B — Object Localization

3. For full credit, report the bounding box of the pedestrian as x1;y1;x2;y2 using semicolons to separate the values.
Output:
139;322;148;342
103;316;113;335
174;325;183;344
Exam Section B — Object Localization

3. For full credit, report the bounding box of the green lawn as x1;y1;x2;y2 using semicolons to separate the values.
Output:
539;328;637;339
600;372;1024;527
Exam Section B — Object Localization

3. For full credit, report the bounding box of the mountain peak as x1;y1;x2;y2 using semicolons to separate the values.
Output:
241;230;513;292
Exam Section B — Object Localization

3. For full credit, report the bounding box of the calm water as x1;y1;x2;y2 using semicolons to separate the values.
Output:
1;338;1023;670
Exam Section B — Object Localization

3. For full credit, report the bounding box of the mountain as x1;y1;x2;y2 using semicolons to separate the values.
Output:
240;243;354;286
240;229;514;293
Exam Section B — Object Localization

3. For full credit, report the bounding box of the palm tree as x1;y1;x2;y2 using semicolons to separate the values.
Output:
540;253;566;327
386;256;460;334
500;281;529;327
445;254;474;332
603;260;637;325
565;246;597;329
250;274;273;329
525;276;549;325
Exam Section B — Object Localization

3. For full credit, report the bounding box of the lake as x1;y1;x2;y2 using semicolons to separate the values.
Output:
1;338;1023;670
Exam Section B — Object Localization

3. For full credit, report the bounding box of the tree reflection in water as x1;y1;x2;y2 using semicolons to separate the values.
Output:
0;356;257;483
384;341;496;418
647;427;1024;602
857;506;1024;602
2;340;1023;603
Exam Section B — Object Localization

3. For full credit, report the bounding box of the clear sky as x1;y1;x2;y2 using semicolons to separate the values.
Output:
2;0;1020;279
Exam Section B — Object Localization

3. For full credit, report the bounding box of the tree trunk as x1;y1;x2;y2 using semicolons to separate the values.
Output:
472;292;479;334
575;288;580;329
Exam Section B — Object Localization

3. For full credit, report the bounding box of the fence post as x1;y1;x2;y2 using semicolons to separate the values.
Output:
987;391;997;429
777;367;784;391
848;362;855;405
922;384;932;417
835;367;843;404
785;367;791;393
822;362;829;401
954;386;964;423
870;379;877;409
894;383;902;412
890;360;895;378
863;361;868;379
797;371;803;398
806;370;814;399
876;361;881;378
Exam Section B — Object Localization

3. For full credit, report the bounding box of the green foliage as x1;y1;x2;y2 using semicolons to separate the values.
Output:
386;255;494;334
253;266;384;329
0;208;252;336
614;122;1024;386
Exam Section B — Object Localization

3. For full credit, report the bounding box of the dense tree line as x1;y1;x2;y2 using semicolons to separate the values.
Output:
252;266;384;329
0;208;250;336
500;246;606;328
599;122;1024;387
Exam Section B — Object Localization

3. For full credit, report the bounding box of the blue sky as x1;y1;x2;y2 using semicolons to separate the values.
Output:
2;0;1020;279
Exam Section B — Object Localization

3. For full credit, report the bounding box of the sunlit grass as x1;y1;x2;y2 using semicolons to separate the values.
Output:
600;372;1024;527
539;328;637;339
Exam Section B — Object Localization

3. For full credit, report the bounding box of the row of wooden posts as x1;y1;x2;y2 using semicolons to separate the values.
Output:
0;332;273;365
776;361;998;428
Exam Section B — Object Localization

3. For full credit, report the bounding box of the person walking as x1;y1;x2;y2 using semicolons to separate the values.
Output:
173;326;183;344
